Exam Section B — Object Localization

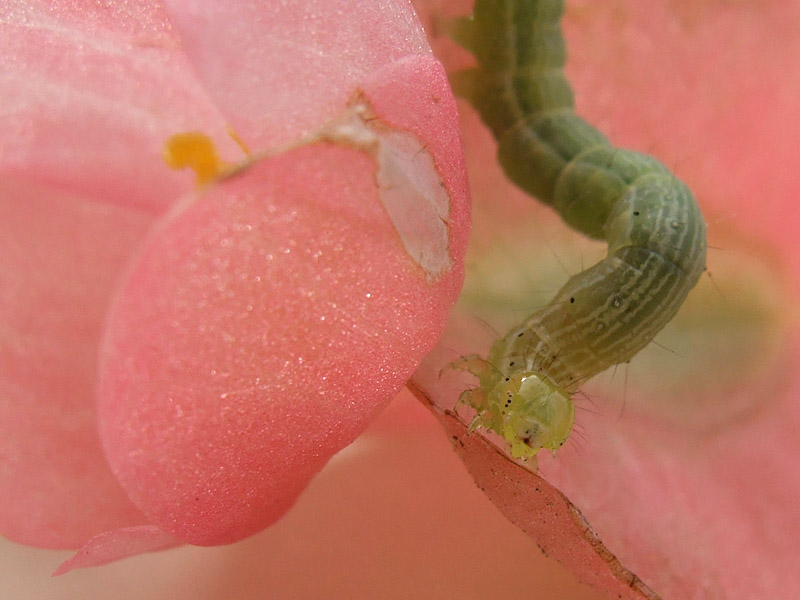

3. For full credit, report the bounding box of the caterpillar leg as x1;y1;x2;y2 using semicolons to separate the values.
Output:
447;356;491;414
455;388;490;430
445;354;493;378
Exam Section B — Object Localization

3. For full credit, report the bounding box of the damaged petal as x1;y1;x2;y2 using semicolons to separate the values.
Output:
317;99;453;280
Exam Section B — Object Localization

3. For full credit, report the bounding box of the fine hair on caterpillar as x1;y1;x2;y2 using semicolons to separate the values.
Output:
447;0;708;460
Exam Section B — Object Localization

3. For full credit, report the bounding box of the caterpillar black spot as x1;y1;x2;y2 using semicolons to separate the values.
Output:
448;0;708;459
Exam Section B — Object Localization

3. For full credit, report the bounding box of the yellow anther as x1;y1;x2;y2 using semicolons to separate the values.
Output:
163;132;225;187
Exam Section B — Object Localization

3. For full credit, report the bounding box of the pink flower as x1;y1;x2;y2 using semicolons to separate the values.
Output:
0;0;469;574
4;0;800;599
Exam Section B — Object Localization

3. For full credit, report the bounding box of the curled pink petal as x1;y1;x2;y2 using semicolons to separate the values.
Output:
92;0;470;552
98;103;468;544
3;0;470;562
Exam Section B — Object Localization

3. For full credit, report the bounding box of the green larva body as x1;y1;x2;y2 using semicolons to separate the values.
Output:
450;0;708;459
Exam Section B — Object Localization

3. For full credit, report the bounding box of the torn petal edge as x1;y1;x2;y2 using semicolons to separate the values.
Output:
219;93;456;281
407;382;662;600
313;94;454;280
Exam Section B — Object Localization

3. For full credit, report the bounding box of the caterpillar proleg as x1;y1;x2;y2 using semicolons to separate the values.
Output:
449;0;708;459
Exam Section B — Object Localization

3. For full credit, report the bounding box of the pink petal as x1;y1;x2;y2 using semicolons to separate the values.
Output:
52;526;181;576
3;0;471;558
0;0;245;548
412;391;659;600
0;177;151;548
0;0;242;215
89;0;469;552
164;0;431;149
98;87;468;545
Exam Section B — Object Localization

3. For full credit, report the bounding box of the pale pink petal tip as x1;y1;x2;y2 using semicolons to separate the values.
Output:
52;526;182;576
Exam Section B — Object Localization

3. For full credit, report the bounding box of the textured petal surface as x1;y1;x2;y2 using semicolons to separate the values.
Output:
98;90;467;544
411;0;800;598
90;0;468;549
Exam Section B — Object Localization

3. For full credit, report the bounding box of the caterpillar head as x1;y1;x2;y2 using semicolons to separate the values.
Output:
491;372;574;460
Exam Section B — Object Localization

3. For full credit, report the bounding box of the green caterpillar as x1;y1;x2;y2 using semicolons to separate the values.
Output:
448;0;708;459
